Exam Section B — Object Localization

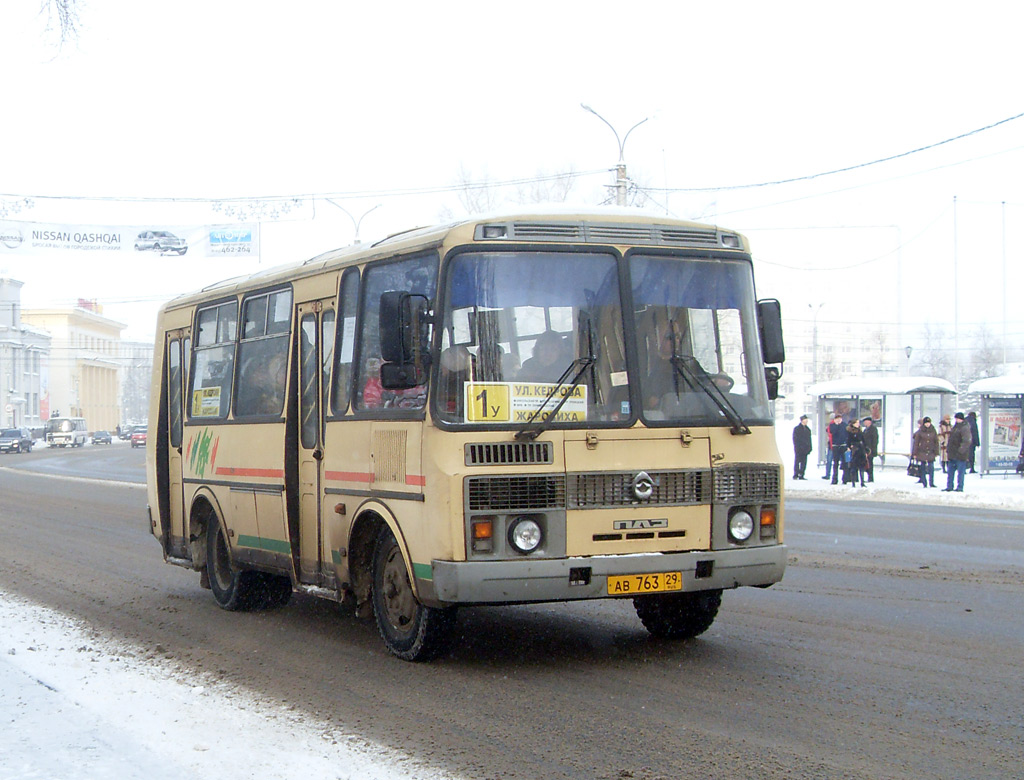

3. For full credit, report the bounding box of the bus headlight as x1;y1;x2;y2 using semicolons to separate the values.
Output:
508;516;542;554
728;510;754;543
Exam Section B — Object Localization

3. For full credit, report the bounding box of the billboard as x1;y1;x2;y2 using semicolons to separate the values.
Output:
0;221;259;259
986;397;1021;470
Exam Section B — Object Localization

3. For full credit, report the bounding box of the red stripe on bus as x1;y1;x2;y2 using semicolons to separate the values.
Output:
325;471;375;483
214;467;286;478
324;471;426;487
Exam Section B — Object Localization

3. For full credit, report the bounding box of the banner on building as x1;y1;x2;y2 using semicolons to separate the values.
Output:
0;220;259;259
986;397;1021;470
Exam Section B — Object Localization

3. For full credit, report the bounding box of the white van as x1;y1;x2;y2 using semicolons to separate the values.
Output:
45;417;88;447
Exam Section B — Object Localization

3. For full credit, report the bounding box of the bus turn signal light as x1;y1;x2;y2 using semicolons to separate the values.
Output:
760;508;777;539
472;518;494;553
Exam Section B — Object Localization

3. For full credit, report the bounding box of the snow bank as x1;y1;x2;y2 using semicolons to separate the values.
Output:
0;593;454;780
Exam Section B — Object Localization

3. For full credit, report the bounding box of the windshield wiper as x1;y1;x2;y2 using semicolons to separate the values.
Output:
669;355;751;435
514;356;594;441
516;317;597;442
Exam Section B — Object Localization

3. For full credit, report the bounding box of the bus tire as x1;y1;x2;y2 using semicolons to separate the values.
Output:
206;512;258;611
371;525;455;661
633;589;722;640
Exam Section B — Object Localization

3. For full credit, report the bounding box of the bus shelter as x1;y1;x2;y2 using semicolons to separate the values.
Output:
967;375;1023;474
807;377;957;466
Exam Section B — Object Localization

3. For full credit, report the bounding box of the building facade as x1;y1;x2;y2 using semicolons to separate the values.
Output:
22;301;125;432
0;279;52;430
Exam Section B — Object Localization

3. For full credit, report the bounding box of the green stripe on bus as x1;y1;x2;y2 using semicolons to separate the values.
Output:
237;535;291;555
413;562;433;581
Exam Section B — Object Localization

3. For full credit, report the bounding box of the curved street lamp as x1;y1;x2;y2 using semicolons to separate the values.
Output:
326;200;381;245
581;104;649;206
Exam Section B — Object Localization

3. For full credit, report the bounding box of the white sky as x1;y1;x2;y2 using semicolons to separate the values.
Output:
1;1;1022;347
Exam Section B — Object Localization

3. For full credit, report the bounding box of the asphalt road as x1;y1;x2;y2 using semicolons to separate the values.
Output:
0;443;1021;779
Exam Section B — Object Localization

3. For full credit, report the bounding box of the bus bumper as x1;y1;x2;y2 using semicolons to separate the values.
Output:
426;544;787;606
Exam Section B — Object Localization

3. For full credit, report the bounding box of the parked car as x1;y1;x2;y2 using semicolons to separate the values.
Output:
134;230;188;256
0;427;33;454
91;430;113;445
130;426;148;448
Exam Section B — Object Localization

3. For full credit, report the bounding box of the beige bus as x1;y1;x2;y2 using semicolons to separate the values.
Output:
146;208;787;661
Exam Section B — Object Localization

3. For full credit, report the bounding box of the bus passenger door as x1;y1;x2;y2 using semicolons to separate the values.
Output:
165;330;190;557
295;299;335;585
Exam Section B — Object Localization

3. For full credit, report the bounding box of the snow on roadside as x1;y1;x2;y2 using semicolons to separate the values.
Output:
0;592;455;780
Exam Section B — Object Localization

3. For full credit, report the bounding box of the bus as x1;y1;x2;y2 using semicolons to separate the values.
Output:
146;208;787;661
45;416;88;447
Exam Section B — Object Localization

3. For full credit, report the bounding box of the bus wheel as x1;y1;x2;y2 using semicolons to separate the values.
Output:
371;525;455;661
206;513;258;611
633;589;722;640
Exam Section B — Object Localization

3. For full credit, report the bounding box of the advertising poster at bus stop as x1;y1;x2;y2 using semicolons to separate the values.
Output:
986;397;1021;470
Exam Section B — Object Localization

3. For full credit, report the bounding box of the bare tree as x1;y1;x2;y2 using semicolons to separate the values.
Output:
917;323;952;379
868;328;889;369
965;323;1003;384
440;166;581;220
41;0;80;45
513;167;578;205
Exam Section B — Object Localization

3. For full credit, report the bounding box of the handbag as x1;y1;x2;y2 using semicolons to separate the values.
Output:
907;459;922;478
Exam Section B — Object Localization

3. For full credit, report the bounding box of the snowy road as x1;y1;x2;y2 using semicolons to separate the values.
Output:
1;447;1022;779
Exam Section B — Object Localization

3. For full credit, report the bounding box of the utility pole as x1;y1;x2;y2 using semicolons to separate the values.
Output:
581;104;649;206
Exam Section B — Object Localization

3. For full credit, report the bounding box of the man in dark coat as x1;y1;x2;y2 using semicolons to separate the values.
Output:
944;412;973;492
861;417;879;483
967;411;980;473
792;415;812;480
828;413;848;484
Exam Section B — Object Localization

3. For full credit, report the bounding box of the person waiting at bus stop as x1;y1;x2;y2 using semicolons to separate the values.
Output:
943;412;973;492
861;416;879;483
911;417;939;488
827;413;848;484
792;415;812;480
843;418;867;487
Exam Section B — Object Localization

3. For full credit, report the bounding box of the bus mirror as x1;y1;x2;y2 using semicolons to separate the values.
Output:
757;298;786;365
765;366;781;401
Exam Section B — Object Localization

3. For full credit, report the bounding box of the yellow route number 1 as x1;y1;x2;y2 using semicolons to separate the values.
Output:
465;383;511;422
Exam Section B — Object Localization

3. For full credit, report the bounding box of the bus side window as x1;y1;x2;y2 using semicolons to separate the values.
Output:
168;339;182;448
235;289;291;418
331;268;359;415
190;301;237;420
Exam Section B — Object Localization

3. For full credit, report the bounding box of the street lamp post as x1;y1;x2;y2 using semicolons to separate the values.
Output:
580;104;649;206
325;200;381;245
809;303;825;384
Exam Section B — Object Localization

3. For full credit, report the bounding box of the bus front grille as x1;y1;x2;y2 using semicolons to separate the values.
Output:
568;470;712;509
465;441;554;466
713;465;781;503
467;475;566;511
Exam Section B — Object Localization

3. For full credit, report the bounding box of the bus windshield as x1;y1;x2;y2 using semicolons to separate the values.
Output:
631;255;771;425
436;250;628;426
436;250;771;428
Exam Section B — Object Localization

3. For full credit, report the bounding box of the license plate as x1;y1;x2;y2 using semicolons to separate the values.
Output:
607;571;682;595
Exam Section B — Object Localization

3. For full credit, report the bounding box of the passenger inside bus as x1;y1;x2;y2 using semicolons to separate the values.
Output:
517;330;570;383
